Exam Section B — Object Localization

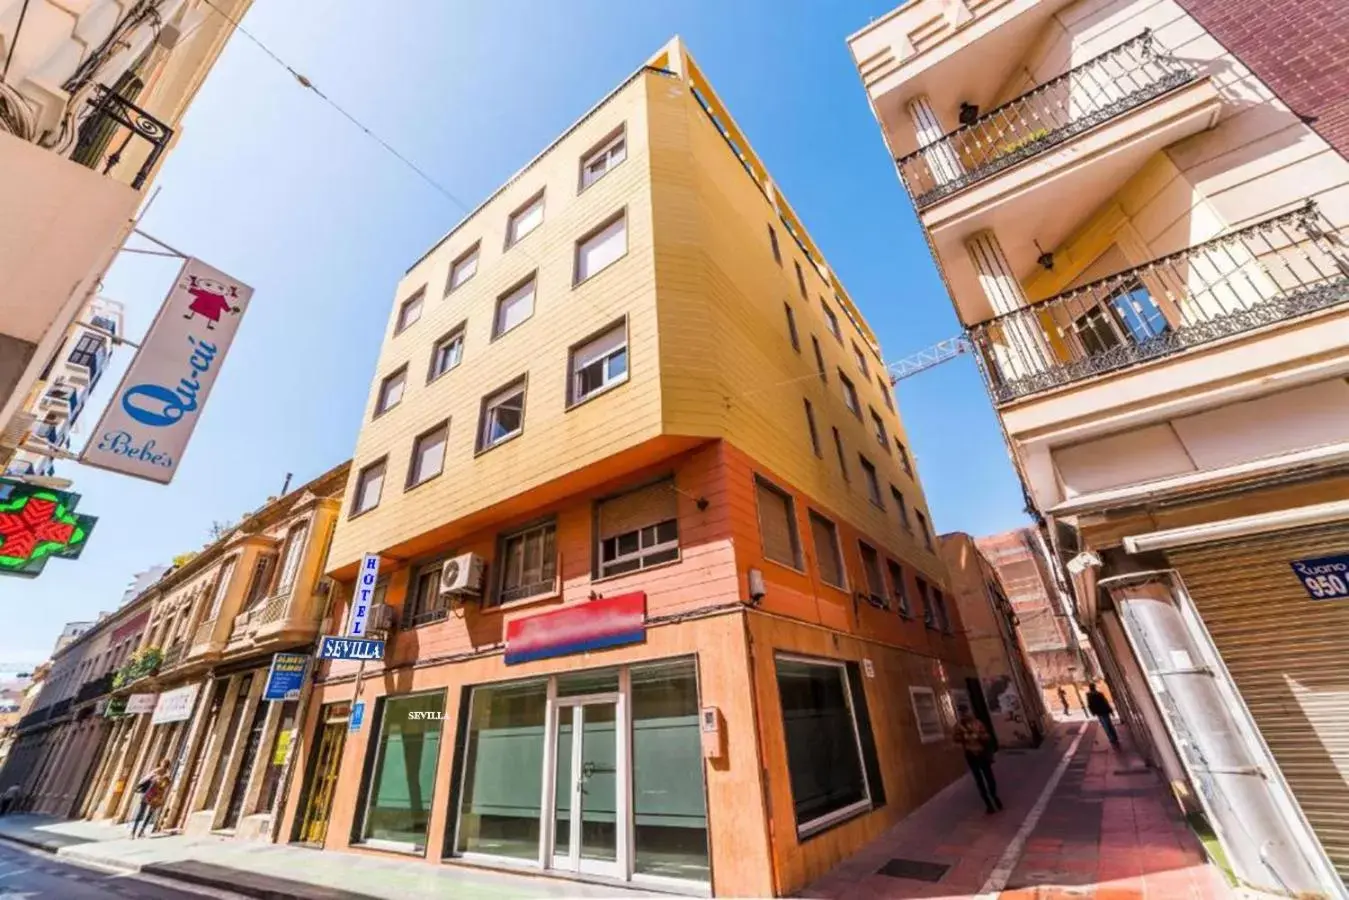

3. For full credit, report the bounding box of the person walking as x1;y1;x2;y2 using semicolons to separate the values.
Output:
130;761;171;839
953;706;1003;814
0;784;19;816
1086;683;1120;747
1057;685;1071;717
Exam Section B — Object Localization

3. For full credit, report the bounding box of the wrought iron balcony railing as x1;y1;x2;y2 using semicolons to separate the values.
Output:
896;31;1196;209
970;202;1349;404
71;84;173;191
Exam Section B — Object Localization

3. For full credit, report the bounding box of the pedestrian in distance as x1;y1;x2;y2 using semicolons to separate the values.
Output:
953;706;1003;814
1057;685;1071;717
1086;682;1120;748
130;761;171;839
0;783;19;816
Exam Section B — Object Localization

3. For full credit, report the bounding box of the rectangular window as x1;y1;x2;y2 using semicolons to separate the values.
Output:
794;260;807;299
428;326;465;382
887;560;911;616
804;399;822;458
574;211;627;283
755;476;802;568
493;276;536;338
839;372;860;417
870;408;888;449
878;376;895;412
356;691;445;851
494;520;557;605
478;379;526;451
811;336;827;383
910;686;944;743
917;577;935;628
569;321;628;405
407;421;448;488
808;511;846;589
859;542;886;608
205;558;236;620
597;480;679;578
916;510;934;550
891;486;911;531
446;244;479;293
852;343;870;377
821;299;841;342
395;291;424;334
933;588;951;633
401;560;446;628
506;192;544;246
68;334;105;368
775;656;881;837
859;456;883;508
374;366;406;416
580;128;626;190
243;553;276;608
274;521;309;596
352;458;386;516
768;225;782;264
784;304;800;352
896;440;914;477
832;428;849;482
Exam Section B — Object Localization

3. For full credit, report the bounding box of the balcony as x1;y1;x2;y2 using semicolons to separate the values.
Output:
228;586;314;645
75;672;115;704
161;643;185;669
65;343;107;387
112;646;162;690
970;202;1349;405
70;85;173;191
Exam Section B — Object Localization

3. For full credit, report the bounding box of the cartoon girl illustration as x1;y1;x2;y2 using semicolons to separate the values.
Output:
182;274;242;330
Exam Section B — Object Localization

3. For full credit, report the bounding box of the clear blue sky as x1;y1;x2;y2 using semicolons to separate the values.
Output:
2;0;1028;667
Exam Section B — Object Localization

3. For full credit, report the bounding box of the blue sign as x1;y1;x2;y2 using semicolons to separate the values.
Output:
349;701;365;733
1291;554;1349;601
317;635;385;661
263;652;309;701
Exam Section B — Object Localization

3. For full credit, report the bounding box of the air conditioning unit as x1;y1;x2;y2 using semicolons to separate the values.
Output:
439;553;485;597
367;603;396;633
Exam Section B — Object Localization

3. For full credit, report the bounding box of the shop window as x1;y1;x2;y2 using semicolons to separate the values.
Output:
755;476;802;569
355;691;446;851
596;480;678;578
910;686;944;743
203;674;254;810
256;700;300;814
775;656;883;838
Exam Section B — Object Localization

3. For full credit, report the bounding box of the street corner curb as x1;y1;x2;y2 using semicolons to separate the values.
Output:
0;831;69;854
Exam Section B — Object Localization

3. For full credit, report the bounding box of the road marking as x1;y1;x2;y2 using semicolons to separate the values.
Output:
974;722;1091;899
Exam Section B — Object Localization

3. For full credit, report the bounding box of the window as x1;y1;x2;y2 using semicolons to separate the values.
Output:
891;486;911;531
356;691;445;851
575;211;627;283
243;553;276;608
916;510;934;551
755;476;802;568
878;376;895;412
493;276;536;338
933;588;952;633
597;480;679;578
407;421;448;488
784;304;800;352
428;326;464;381
887;560;911;616
274;521;310;596
794;260;807;299
205;558;236;620
804;399;822;458
859;542;887;609
859;456;883;508
580;128;626;190
446;244;479;293
478;379;526;451
811;336;827;383
832;428;849;482
569;321;628;404
775;656;883;837
402;560;446;628
455;680;548;860
917;577;935;628
821;299;841;342
374;367;406;417
808;511;846;589
68;334;105;368
839;372;860;416
494;521;557;605
870;408;888;449
896;440;914;477
352;458;386;516
395;291;424;334
506;192;544;246
768;224;782;264
910;686;944;743
852;343;870;377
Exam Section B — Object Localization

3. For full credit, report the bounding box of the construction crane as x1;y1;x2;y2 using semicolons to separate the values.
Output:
887;335;973;383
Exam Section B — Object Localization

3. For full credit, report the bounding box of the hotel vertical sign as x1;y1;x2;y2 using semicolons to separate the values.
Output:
82;258;253;484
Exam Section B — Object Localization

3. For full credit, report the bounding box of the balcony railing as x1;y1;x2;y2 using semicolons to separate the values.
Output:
161;643;185;669
970;202;1349;404
71;84;173;191
75;672;115;704
896;31;1196;209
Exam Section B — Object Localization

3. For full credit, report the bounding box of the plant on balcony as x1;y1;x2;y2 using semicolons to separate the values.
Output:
112;646;162;688
998;127;1050;157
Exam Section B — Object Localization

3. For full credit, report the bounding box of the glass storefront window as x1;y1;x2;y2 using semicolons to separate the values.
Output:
556;668;619;697
358;691;445;850
256;700;299;814
455;680;547;860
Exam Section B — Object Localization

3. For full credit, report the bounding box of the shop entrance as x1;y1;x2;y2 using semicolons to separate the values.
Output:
549;696;621;878
294;703;348;846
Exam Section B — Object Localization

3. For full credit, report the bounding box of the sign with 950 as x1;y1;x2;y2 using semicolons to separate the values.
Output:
1290;554;1349;601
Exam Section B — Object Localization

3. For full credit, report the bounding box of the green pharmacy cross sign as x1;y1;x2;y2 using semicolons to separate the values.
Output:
0;478;98;578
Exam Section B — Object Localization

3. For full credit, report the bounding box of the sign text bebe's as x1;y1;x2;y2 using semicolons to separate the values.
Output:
81;258;253;484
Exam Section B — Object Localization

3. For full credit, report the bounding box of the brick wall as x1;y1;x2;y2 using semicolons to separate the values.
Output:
1176;0;1349;159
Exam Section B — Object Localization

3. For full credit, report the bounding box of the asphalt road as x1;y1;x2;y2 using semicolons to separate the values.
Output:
0;839;240;899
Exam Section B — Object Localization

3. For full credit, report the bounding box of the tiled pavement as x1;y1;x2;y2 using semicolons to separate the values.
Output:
804;719;1230;900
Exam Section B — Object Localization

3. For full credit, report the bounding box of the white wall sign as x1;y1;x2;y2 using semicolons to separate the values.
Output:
126;693;158;715
151;683;199;724
348;553;380;637
81;258;253;484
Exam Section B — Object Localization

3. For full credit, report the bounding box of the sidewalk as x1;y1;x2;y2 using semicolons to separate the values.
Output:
0;814;654;899
803;720;1230;899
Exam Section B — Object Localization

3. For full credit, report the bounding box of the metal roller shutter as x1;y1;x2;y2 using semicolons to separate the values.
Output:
1168;522;1349;882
